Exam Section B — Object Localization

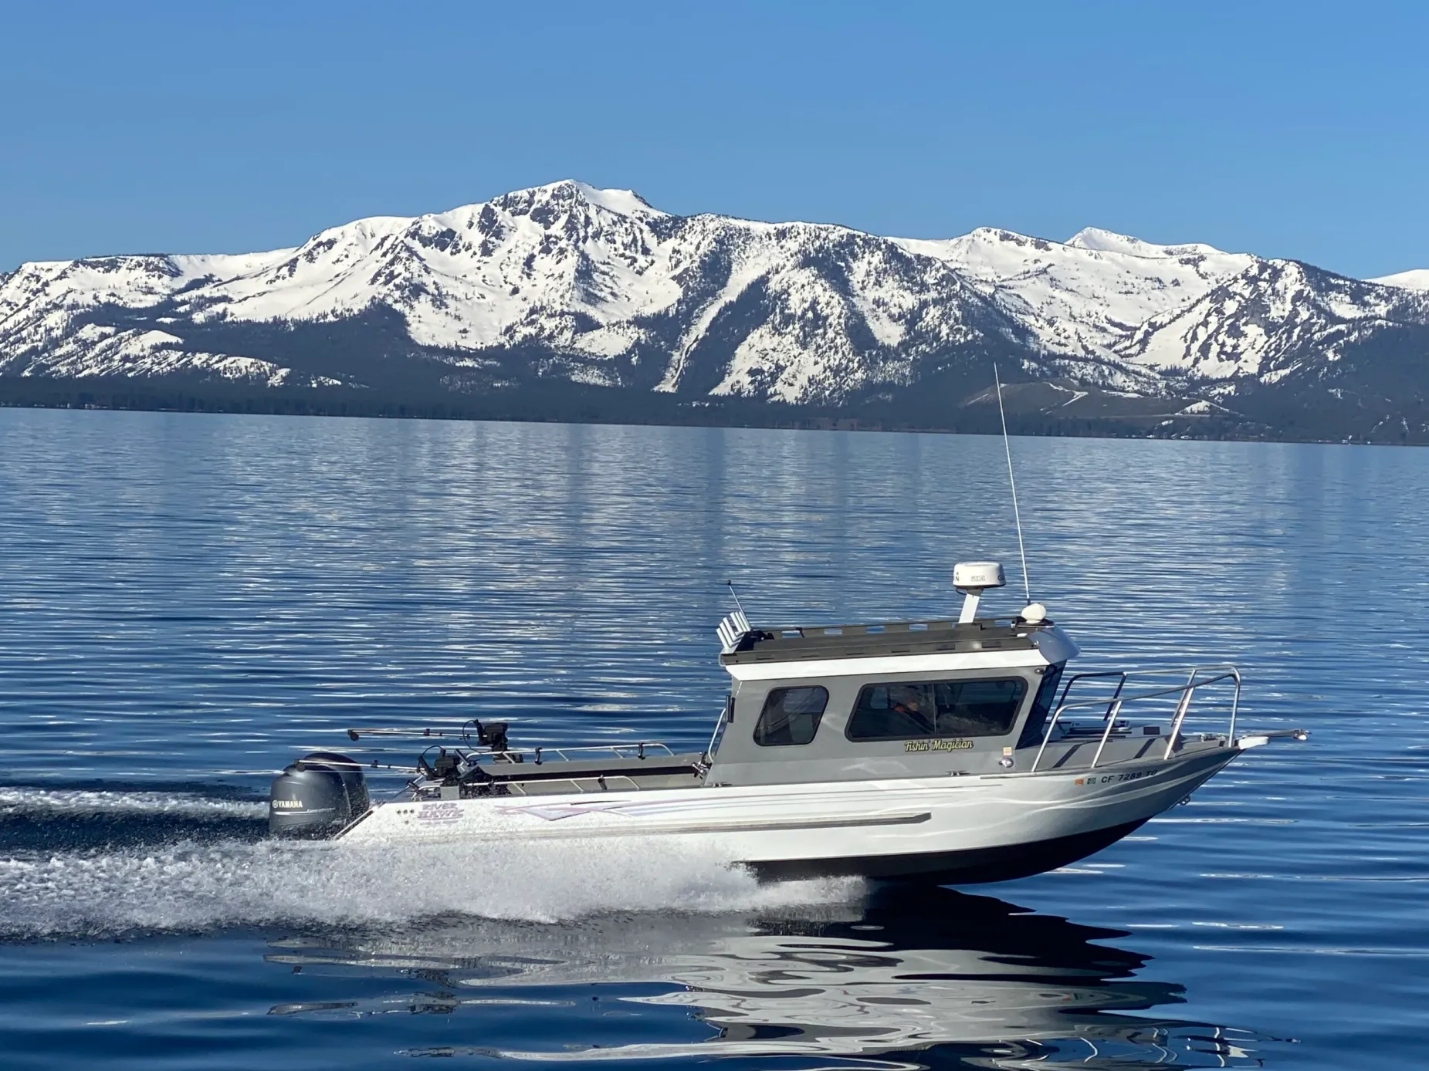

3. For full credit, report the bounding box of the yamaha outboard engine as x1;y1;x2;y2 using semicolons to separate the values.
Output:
269;752;370;836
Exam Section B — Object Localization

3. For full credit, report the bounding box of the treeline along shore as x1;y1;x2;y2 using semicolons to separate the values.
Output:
0;374;1420;445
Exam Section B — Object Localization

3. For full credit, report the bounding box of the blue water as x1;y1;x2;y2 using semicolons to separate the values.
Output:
0;409;1425;1069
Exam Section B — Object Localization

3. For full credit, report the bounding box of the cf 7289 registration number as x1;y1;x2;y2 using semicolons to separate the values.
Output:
1075;770;1152;786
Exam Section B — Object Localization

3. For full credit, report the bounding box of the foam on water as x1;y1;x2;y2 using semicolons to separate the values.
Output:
0;786;267;819
0;783;862;936
0;833;862;937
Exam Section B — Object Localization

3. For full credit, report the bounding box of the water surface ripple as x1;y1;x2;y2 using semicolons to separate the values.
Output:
1;409;1425;1069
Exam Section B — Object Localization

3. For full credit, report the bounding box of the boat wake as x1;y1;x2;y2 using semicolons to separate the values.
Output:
0;787;863;939
0;783;270;855
0;786;268;819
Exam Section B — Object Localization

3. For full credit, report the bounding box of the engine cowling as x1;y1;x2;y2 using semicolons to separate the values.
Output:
268;752;370;837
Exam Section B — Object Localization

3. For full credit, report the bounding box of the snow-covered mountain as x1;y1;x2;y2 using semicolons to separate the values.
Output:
1117;259;1427;384
1372;268;1429;291
2;180;1426;426
896;225;1256;376
0;182;1033;402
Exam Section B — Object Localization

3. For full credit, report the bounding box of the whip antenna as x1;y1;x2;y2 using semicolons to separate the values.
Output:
724;579;747;616
993;365;1032;603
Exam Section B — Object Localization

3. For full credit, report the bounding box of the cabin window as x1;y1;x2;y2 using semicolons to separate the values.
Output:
846;677;1028;741
754;686;829;746
1017;663;1066;748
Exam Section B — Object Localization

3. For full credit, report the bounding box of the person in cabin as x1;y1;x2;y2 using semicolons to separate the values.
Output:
888;685;936;736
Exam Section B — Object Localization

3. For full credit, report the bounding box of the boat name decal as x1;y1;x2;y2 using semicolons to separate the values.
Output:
417;802;463;822
904;738;973;753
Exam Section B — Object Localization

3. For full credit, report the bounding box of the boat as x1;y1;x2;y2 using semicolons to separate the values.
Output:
268;560;1307;884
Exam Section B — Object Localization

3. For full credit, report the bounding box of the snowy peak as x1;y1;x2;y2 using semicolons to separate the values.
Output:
1371;268;1429;291
149;181;687;352
1065;226;1233;261
500;180;665;219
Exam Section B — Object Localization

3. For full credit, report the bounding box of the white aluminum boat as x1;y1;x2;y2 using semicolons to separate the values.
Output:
268;561;1306;884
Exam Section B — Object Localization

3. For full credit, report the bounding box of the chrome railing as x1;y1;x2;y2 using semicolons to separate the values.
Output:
767;613;1040;640
1029;664;1242;773
501;774;644;796
474;741;679;766
415;772;647;798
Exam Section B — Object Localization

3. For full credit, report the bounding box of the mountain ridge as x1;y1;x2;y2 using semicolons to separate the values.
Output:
2;180;1427;439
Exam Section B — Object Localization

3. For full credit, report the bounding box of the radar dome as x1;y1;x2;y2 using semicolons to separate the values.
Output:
953;561;1006;591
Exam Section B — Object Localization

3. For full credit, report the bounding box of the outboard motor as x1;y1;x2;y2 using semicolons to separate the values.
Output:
269;751;370;837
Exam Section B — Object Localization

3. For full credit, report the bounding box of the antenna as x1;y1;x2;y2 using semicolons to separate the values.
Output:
993;365;1032;603
724;579;747;617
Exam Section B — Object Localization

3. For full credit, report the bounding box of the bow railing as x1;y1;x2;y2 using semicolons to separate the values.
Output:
1029;664;1242;773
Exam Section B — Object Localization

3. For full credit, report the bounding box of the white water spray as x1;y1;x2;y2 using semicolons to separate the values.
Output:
0;791;863;938
0;786;266;819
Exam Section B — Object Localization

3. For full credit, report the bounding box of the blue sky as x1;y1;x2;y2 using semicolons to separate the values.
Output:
1;0;1425;277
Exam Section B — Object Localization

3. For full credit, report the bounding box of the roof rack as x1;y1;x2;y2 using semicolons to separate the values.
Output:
720;615;1051;665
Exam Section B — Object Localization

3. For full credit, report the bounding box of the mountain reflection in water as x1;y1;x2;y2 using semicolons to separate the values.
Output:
266;887;1269;1069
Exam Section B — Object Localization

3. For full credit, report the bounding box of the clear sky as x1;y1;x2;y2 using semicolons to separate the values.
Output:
2;0;1425;278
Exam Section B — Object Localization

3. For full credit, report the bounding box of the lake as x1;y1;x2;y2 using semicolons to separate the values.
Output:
0;408;1424;1069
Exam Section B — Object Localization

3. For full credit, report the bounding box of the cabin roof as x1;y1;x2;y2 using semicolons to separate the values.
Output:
719;616;1052;667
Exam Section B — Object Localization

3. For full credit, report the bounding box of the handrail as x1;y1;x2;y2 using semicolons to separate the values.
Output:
416;773;645;798
505;774;644;796
1088;698;1124;768
704;695;733;763
1051;668;1240;718
763;614;1047;639
1053;669;1129;721
344;724;680;764
1030;664;1241;773
470;742;678;766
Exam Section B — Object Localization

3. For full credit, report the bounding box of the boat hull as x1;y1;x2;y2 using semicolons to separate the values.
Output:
752;817;1151;884
338;743;1242;884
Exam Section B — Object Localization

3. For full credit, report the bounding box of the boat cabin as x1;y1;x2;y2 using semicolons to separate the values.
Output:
706;563;1078;785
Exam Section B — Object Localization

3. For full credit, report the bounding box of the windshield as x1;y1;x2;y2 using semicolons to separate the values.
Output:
1016;663;1066;749
846;677;1028;741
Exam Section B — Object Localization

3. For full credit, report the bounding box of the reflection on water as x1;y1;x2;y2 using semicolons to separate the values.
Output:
266;888;1276;1068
